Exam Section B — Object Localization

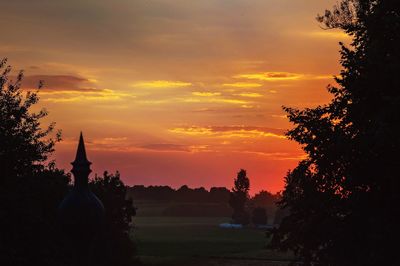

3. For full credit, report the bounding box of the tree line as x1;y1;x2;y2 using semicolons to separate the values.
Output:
127;182;280;223
127;185;231;203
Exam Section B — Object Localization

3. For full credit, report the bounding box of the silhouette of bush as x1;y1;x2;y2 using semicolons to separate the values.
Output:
89;171;139;266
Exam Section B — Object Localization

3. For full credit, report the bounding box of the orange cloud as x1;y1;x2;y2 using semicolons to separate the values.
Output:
304;30;350;39
233;72;334;82
192;92;221;97
234;72;303;81
169;126;286;139
235;92;263;98
132;80;192;88
182;97;250;105
41;89;133;102
222;82;263;88
140;143;191;152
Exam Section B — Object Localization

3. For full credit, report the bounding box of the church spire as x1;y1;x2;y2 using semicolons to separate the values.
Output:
71;132;91;188
58;132;105;258
73;132;90;165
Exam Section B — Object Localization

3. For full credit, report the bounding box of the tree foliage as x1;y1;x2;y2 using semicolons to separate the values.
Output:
271;1;400;265
250;190;278;211
229;169;250;225
127;185;230;203
89;171;138;266
0;58;60;179
0;58;70;266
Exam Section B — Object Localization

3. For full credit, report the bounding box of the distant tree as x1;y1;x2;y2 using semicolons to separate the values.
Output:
127;185;231;204
252;207;268;226
176;184;191;201
229;169;250;225
209;187;230;203
89;171;138;266
251;190;274;204
0;58;70;266
271;1;400;265
250;190;277;209
127;185;175;201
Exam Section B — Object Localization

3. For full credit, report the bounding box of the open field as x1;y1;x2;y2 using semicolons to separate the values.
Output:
132;216;294;266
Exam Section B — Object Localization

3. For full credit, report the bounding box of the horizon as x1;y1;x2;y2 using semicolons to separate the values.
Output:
1;0;348;194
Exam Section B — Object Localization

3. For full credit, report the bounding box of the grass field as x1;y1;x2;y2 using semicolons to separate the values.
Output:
132;216;294;266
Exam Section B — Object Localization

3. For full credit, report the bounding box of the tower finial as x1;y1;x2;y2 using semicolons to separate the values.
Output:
73;132;90;165
71;132;91;188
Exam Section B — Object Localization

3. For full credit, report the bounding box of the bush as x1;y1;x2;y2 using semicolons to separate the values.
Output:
89;171;139;266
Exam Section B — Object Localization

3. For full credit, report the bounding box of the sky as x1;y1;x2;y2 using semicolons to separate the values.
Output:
0;0;349;193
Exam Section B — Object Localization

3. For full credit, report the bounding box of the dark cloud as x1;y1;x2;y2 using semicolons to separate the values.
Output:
21;75;98;92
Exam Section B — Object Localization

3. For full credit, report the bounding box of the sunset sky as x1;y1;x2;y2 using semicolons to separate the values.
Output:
0;0;349;193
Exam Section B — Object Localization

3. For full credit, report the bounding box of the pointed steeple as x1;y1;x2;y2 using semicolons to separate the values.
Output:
71;132;91;188
73;132;91;166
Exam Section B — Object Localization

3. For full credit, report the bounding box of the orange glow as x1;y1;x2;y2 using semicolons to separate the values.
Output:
2;0;344;193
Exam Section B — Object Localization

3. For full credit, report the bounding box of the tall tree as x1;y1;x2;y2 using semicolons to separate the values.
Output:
229;169;250;225
0;58;70;266
271;1;400;265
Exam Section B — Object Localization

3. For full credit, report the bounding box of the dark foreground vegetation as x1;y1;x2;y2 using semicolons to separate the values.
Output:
0;59;139;266
271;1;400;265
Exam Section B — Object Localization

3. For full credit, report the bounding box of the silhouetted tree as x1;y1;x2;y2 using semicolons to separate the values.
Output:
89;171;138;266
127;185;175;201
273;206;290;225
0;58;61;180
229;169;250;225
252;207;268;226
271;1;400;265
209;187;231;202
0;58;70;266
251;191;276;207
